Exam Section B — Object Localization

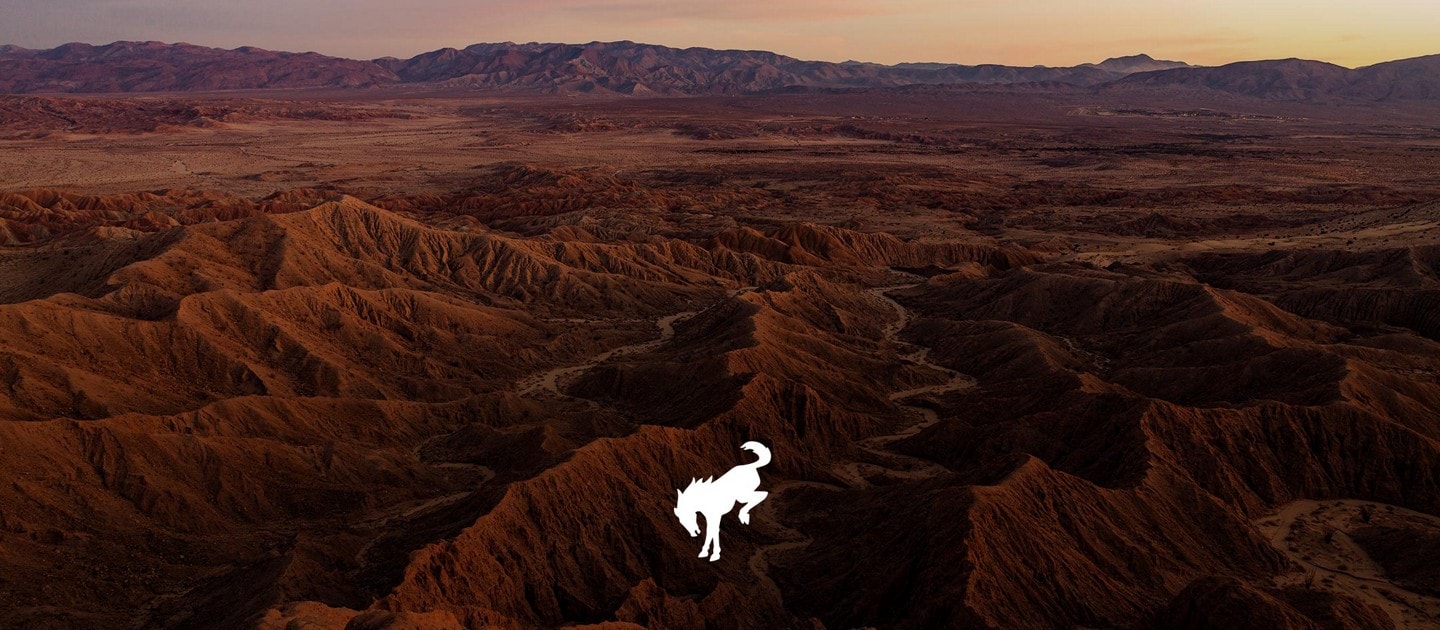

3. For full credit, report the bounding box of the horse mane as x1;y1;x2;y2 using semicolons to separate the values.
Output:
676;476;715;506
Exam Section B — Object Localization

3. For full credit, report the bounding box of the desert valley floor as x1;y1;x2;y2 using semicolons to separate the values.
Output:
1;88;1439;629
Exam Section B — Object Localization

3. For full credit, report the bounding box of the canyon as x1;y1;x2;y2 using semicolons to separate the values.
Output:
0;76;1438;629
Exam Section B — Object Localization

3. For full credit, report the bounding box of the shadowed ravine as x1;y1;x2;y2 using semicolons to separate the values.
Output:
2;84;1439;629
518;286;757;400
749;277;976;600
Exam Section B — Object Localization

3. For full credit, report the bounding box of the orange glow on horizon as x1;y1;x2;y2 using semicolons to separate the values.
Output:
1;0;1436;67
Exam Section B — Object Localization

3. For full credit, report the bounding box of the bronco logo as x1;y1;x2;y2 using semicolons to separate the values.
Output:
674;441;771;561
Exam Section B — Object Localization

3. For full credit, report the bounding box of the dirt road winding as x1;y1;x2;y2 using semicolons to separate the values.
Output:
748;277;973;603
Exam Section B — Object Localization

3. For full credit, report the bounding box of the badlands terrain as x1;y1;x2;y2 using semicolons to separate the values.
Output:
1;75;1439;629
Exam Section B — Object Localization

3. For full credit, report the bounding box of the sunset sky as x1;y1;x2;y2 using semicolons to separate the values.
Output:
2;0;1436;67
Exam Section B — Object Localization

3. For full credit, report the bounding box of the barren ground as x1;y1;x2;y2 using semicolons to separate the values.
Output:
1;89;1438;629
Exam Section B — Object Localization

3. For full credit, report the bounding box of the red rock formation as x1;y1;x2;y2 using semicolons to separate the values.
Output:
0;186;1438;628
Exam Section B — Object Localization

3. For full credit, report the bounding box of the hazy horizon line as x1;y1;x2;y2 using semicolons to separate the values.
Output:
6;37;1432;71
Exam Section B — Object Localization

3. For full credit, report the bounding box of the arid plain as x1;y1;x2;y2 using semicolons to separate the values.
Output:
2;87;1440;629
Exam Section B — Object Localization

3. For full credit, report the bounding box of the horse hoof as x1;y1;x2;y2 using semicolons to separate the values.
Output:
709;555;720;562
698;551;708;558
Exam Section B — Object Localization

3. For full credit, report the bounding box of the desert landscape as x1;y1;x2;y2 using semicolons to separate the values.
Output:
1;36;1439;630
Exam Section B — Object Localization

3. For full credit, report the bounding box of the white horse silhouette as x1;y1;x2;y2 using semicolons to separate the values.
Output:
674;441;771;562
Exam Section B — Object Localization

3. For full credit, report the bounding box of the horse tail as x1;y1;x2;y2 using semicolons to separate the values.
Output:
740;441;771;469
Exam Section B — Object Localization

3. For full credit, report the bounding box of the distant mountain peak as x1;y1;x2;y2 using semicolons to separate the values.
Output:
1085;54;1191;74
0;40;1435;101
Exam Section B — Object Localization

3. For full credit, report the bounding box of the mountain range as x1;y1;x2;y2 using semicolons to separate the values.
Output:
1;40;1437;100
1110;55;1440;100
